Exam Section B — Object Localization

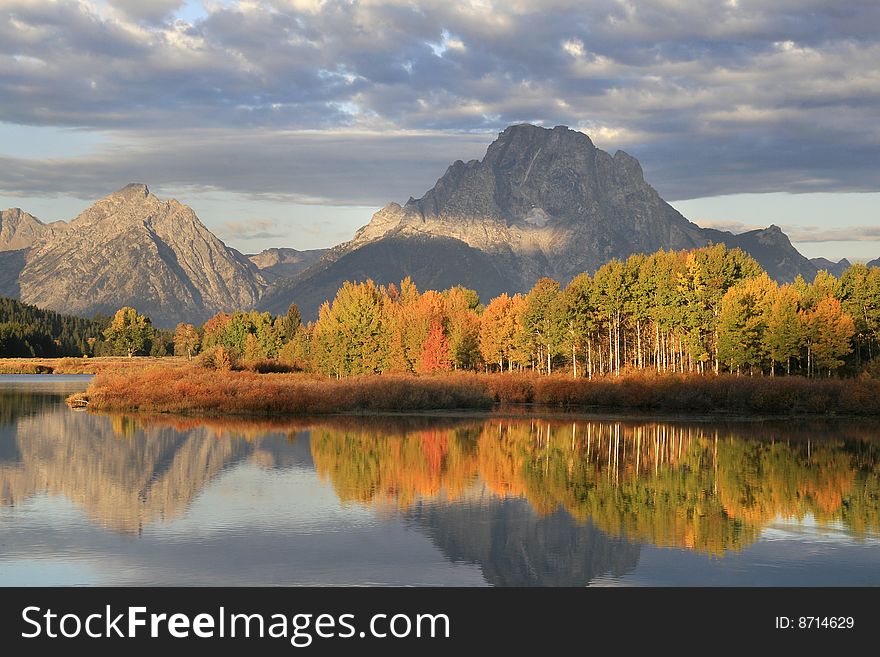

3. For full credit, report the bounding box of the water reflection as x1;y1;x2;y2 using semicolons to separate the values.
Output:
1;377;879;586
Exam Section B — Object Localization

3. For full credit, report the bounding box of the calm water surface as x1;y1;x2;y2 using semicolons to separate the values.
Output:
1;375;879;586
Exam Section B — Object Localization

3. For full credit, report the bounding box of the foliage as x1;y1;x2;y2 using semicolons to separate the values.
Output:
0;297;107;357
103;307;154;358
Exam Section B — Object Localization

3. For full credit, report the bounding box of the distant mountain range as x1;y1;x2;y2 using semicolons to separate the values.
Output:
0;124;873;325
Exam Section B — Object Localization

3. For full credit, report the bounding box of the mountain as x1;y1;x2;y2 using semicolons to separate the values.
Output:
868;258;880;269
247;247;328;283
10;184;266;327
712;224;817;282
811;257;851;278
261;233;511;316
0;208;51;251
261;123;818;319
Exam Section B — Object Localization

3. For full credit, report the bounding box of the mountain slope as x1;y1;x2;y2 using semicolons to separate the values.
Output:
260;233;510;316
262;123;818;319
0;209;51;251
16;184;266;327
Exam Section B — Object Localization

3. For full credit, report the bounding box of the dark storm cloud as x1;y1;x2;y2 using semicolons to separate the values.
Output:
1;0;879;202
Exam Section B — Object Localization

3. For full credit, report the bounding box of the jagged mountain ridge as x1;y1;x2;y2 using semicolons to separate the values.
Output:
810;257;852;278
260;123;820;319
3;184;267;327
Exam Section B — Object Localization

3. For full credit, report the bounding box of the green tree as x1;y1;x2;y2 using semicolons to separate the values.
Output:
716;274;775;373
765;284;802;375
312;280;389;376
522;278;566;374
103;307;153;358
284;303;303;341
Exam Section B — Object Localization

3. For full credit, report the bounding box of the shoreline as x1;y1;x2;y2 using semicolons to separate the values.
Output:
66;363;880;418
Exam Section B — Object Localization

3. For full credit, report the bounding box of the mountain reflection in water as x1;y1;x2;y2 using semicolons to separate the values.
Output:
1;377;879;586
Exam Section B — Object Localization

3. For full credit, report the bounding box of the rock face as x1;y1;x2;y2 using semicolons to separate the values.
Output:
15;184;266;327
0;208;51;251
248;247;328;283
261;123;818;319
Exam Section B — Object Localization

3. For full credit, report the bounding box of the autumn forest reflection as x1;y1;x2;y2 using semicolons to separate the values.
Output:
309;418;880;555
3;387;878;556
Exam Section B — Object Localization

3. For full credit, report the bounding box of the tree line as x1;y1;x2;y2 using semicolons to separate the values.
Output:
69;243;880;377
0;297;108;357
180;244;867;377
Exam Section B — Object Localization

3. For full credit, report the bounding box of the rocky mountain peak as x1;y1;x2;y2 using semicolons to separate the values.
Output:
114;182;150;198
0;207;50;251
262;123;821;319
14;185;266;327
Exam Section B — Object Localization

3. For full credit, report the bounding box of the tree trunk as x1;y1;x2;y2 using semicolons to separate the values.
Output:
636;319;642;369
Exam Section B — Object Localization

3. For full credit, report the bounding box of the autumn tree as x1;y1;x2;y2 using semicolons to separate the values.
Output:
801;297;855;376
418;320;452;373
103;307;153;358
479;293;519;371
444;286;482;370
173;323;200;359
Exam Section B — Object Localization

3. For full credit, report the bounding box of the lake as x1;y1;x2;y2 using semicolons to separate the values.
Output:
1;375;879;586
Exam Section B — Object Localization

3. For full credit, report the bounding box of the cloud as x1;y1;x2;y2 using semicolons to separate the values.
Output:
785;225;880;243
692;219;763;234
695;219;880;243
219;218;287;241
0;128;490;205
106;0;185;24
1;1;879;202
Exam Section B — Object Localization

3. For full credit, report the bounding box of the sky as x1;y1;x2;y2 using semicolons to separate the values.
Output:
0;0;878;260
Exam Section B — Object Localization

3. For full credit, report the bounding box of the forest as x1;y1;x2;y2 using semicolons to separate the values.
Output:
170;244;876;378
7;243;878;380
0;297;109;357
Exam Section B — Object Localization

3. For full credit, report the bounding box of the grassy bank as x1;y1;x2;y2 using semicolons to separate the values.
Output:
0;356;188;375
69;365;880;416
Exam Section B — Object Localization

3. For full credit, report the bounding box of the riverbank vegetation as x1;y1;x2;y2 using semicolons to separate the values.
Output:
0;356;184;375
72;366;880;416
